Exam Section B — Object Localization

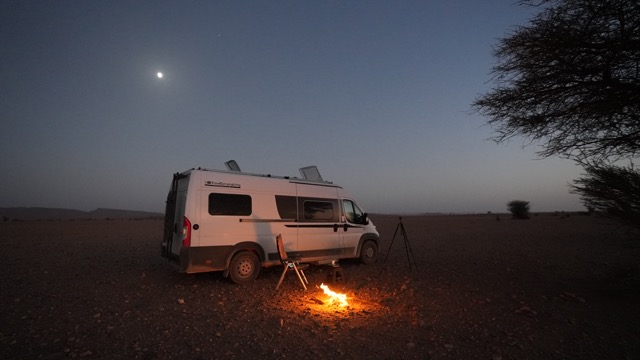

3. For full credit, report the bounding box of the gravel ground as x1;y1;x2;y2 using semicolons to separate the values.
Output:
1;214;639;359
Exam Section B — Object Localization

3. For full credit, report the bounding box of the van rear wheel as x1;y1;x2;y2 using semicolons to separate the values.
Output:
360;240;378;265
228;251;260;284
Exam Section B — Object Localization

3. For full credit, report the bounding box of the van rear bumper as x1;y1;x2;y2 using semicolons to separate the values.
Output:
181;245;234;273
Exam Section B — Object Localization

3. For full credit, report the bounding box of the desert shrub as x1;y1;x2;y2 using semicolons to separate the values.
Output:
507;200;530;219
572;164;640;229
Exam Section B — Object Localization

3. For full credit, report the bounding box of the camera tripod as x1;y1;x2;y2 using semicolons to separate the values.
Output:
381;217;417;272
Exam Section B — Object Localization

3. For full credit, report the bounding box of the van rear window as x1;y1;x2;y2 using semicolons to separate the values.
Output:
208;193;252;216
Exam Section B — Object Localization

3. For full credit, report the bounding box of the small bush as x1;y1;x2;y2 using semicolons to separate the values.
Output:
507;200;530;219
571;165;640;229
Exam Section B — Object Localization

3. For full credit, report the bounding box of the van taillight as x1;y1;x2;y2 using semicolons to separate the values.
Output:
182;216;191;247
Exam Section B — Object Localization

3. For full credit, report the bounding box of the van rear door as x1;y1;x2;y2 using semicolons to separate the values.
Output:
161;173;179;260
161;172;190;271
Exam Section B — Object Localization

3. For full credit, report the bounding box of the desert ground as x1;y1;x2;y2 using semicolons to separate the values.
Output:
1;213;639;359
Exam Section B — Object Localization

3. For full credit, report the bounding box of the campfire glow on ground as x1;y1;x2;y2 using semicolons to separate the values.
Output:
271;282;387;323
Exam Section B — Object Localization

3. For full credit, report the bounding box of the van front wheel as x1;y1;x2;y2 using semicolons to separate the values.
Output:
228;251;260;284
359;240;378;265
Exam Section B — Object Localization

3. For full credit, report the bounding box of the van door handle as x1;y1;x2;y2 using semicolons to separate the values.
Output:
333;224;338;232
344;224;348;231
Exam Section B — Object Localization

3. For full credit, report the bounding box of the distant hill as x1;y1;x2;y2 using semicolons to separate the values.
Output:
0;207;163;221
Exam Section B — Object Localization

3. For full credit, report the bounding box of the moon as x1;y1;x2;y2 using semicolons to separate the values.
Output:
156;72;164;79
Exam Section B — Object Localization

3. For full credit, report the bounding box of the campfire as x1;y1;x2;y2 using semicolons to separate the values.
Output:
319;283;349;307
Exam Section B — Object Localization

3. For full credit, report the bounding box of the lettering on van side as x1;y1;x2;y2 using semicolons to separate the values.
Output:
204;181;241;188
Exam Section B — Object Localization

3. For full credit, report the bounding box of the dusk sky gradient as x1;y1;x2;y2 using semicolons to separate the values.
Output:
1;1;586;214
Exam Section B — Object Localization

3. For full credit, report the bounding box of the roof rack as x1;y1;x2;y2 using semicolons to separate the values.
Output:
197;161;333;184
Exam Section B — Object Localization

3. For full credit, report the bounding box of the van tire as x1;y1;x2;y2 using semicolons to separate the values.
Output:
228;251;260;284
359;240;378;265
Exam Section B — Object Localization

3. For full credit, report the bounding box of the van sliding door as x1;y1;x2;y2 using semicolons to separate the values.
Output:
295;185;341;261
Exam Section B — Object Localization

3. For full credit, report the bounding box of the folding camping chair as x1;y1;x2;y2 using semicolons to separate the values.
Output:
275;234;309;290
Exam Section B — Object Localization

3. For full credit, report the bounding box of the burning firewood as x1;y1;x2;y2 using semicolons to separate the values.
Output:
310;297;325;305
320;283;349;307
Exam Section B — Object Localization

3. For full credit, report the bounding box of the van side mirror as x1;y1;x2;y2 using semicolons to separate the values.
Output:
363;213;370;225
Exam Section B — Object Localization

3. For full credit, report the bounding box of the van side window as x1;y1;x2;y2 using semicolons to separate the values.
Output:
343;199;366;224
208;193;252;216
303;200;334;221
275;195;297;220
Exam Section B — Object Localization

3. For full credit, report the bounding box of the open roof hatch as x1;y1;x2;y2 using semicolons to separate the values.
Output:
299;166;323;181
225;160;241;172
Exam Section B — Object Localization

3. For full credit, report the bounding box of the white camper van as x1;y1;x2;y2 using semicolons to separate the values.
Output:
161;164;379;284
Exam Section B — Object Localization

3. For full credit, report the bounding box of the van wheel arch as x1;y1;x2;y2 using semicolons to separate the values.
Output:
358;234;379;265
224;242;265;284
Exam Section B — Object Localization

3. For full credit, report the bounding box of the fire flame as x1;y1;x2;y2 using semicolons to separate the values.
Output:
320;283;349;307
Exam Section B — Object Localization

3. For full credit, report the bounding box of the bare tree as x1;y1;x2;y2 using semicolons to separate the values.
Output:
473;0;640;163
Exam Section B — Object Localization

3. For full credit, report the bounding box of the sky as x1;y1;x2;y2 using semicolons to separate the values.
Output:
0;1;587;214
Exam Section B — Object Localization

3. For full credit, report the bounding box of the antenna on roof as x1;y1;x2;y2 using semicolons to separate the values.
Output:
299;166;323;181
225;160;241;172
